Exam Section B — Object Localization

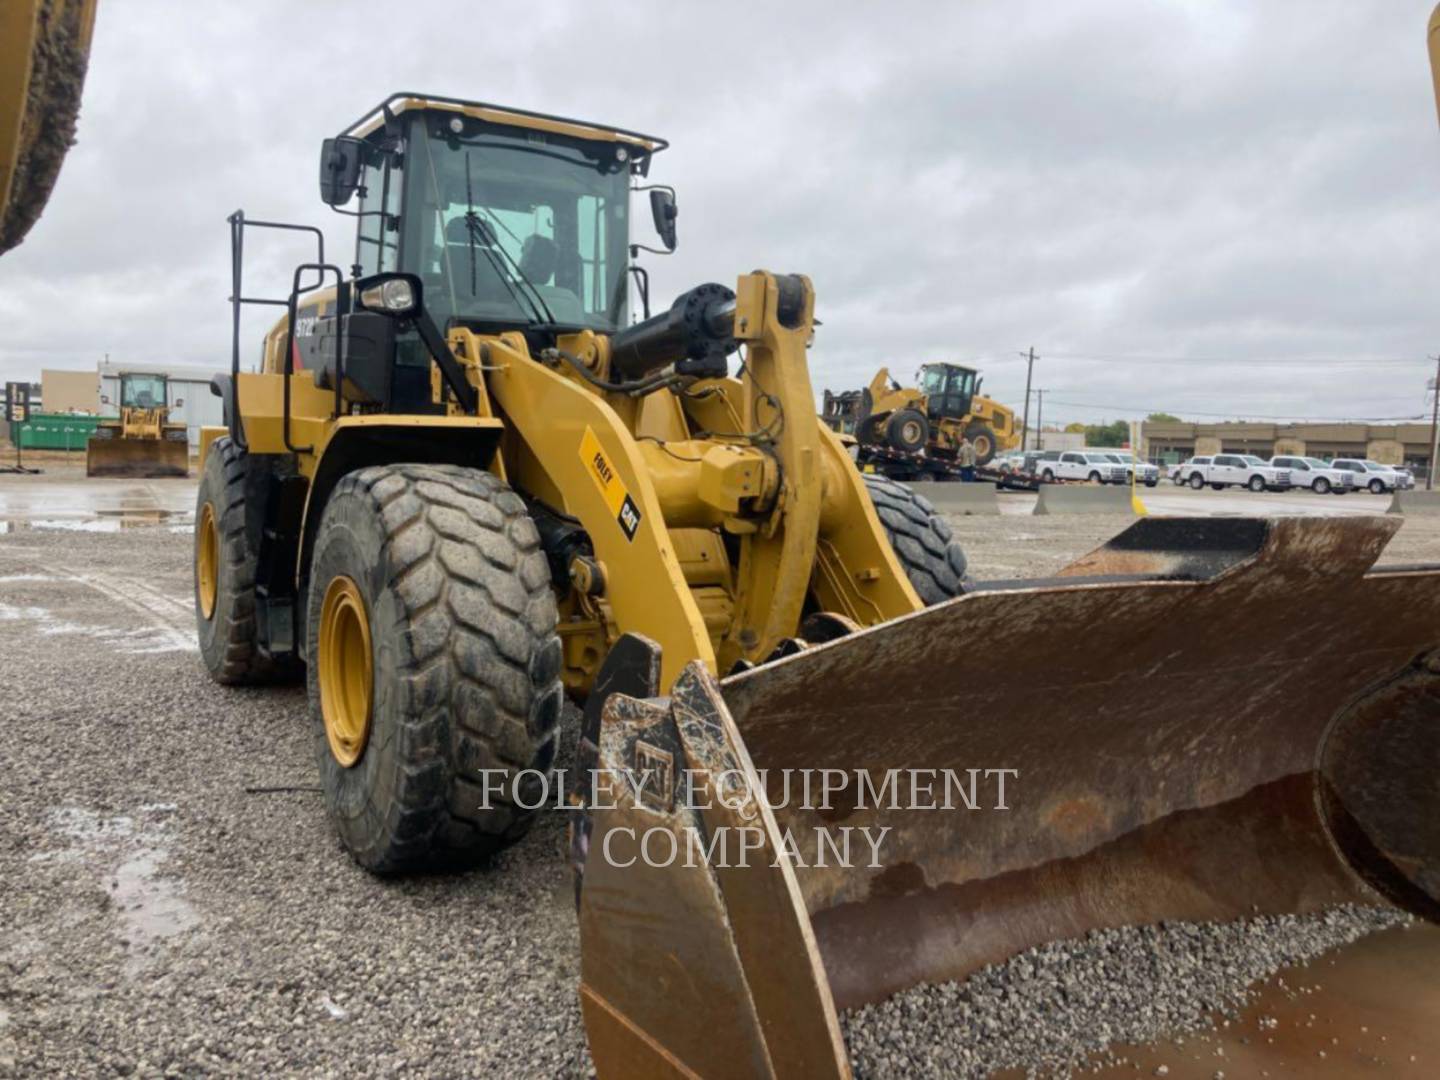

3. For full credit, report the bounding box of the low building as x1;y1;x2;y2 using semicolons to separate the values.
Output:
1142;420;1433;470
41;368;99;414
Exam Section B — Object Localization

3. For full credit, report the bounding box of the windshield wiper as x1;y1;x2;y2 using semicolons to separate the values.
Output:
461;152;556;327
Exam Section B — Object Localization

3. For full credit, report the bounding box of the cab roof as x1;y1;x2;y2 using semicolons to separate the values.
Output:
343;92;668;157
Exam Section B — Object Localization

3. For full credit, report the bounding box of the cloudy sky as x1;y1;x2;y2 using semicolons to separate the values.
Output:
3;0;1439;428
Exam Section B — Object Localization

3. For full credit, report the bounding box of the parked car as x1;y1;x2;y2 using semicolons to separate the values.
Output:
1100;450;1160;487
1173;453;1292;491
1038;450;1128;484
1269;455;1355;495
1329;458;1415;494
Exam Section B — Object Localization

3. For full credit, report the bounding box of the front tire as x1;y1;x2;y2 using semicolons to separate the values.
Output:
1314;477;1331;495
1369;479;1386;494
1248;475;1266;492
1087;470;1102;484
964;424;998;466
1189;473;1204;490
308;463;563;873
1042;468;1056;482
863;474;967;604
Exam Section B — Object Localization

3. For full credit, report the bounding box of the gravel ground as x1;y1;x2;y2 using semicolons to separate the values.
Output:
841;906;1413;1079
3;499;1438;1077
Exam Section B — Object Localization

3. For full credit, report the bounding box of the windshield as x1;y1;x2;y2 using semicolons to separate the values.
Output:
1303;458;1329;468
120;375;166;409
1362;461;1387;471
406;117;631;331
1242;455;1266;465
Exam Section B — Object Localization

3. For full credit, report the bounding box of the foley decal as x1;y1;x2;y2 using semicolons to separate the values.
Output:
579;426;641;541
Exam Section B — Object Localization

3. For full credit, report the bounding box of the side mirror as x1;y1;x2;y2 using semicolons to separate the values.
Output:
319;136;364;206
649;189;677;252
173;398;184;408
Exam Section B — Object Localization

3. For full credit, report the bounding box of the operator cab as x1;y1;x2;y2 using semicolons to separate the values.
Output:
917;362;977;421
326;94;672;338
227;93;676;437
119;373;167;411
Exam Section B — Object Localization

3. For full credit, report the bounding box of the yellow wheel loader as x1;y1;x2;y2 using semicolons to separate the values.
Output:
196;92;1440;1078
0;0;98;255
822;362;1019;465
86;372;189;477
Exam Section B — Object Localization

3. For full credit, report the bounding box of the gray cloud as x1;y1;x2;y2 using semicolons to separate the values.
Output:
2;0;1437;427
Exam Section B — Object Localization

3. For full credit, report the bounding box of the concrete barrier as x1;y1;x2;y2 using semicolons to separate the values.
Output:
1387;490;1440;515
1033;483;1135;516
907;481;1000;516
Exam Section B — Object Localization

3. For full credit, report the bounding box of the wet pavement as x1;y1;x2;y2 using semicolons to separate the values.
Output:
0;465;196;530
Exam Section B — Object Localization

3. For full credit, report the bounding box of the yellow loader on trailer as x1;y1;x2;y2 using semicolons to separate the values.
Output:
87;372;189;477
822;363;1019;465
196;92;1440;1077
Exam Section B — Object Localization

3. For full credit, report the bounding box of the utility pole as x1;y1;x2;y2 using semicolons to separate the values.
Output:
1034;389;1046;451
1429;355;1440;490
1018;347;1036;451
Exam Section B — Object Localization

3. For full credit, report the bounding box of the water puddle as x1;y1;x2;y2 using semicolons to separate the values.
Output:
1088;922;1440;1077
34;806;200;975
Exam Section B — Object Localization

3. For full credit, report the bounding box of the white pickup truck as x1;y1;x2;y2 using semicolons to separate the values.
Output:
1173;453;1293;492
1035;450;1129;484
1100;450;1160;487
1329;458;1416;494
1269;455;1355;495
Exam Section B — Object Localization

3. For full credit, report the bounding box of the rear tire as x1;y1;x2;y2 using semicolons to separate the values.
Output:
307;463;564;873
886;408;930;454
194;436;301;685
863;475;967;604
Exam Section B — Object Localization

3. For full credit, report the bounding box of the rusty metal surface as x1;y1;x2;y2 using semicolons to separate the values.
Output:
718;516;1440;1009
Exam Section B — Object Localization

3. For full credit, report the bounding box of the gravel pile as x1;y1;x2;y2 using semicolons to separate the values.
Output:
841;904;1412;1079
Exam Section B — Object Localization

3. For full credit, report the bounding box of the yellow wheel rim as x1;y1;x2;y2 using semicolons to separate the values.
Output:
197;502;219;621
902;419;924;445
318;575;373;768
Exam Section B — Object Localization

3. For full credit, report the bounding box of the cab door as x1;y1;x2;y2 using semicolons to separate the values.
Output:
1212;454;1243;485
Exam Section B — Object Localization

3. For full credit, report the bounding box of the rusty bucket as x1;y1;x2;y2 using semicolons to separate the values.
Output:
575;516;1440;1079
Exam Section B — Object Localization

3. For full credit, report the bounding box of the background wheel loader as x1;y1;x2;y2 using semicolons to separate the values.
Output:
197;92;1440;1078
86;371;190;477
821;362;1019;465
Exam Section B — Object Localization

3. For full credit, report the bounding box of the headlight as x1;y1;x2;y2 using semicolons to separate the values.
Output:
360;278;415;314
354;272;422;317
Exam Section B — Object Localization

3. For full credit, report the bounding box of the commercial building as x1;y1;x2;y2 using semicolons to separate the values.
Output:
1141;420;1433;470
